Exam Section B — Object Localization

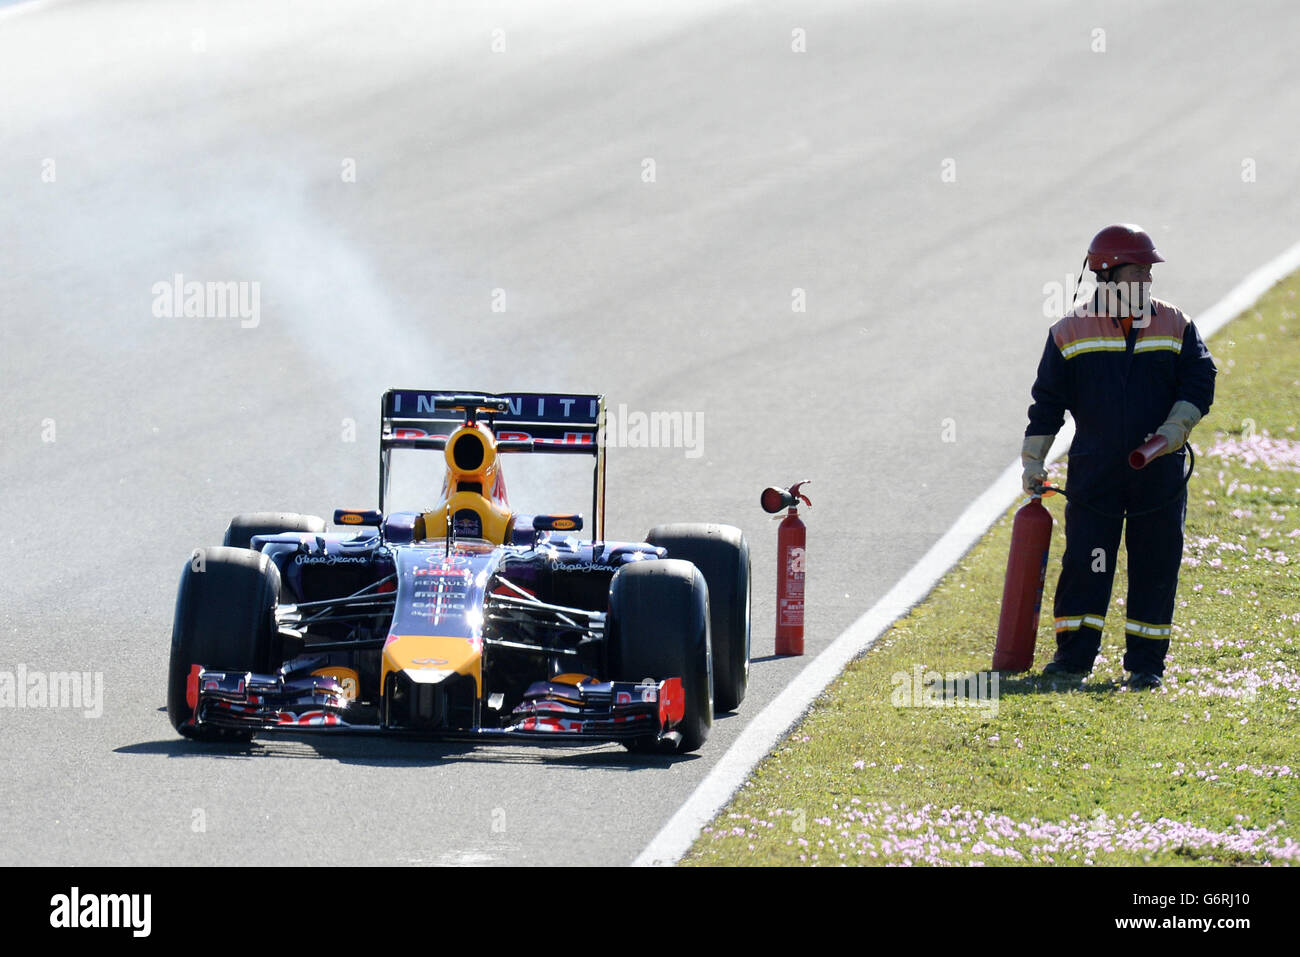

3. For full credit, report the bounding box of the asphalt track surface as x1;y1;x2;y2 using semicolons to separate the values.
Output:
2;0;1298;866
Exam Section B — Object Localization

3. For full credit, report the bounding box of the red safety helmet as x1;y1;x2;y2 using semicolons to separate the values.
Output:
1086;223;1165;271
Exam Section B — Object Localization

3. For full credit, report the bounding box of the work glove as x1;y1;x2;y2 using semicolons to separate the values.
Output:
1021;434;1054;496
1150;400;1203;456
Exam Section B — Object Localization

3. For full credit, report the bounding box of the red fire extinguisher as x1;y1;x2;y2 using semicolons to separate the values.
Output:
992;488;1054;672
761;481;811;656
993;433;1186;672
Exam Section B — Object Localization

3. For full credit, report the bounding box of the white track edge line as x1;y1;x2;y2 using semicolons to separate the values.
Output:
633;238;1300;867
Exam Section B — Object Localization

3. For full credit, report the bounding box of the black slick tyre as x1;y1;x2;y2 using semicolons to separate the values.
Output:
222;512;327;550
646;523;750;712
167;546;281;741
607;559;712;753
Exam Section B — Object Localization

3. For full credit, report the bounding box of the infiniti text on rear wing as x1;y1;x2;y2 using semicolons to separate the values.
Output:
382;390;604;452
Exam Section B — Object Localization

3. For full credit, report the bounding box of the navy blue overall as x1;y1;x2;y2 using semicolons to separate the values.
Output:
1025;298;1216;675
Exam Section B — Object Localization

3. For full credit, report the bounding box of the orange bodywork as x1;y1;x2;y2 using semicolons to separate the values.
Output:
419;424;514;544
381;633;484;698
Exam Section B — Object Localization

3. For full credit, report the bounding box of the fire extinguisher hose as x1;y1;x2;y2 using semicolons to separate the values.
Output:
1034;445;1195;520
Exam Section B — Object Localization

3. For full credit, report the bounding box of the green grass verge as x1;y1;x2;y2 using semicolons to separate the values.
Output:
686;273;1300;866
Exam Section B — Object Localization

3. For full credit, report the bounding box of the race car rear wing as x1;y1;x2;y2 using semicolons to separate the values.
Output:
379;389;607;538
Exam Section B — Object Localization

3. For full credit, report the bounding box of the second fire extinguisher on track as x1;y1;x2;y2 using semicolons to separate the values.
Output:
761;481;812;656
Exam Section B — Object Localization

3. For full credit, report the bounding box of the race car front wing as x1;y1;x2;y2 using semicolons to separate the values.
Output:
184;663;686;747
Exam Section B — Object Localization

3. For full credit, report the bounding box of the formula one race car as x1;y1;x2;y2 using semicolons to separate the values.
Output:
167;390;749;753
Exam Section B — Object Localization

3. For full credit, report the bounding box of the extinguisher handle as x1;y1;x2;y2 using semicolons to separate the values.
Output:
789;480;812;507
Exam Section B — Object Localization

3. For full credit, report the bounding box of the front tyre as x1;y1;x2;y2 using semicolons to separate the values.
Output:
607;559;712;753
167;546;281;741
646;523;750;712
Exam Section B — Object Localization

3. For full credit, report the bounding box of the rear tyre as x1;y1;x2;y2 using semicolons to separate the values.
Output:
607;559;712;754
646;523;750;712
222;512;326;550
167;546;281;741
